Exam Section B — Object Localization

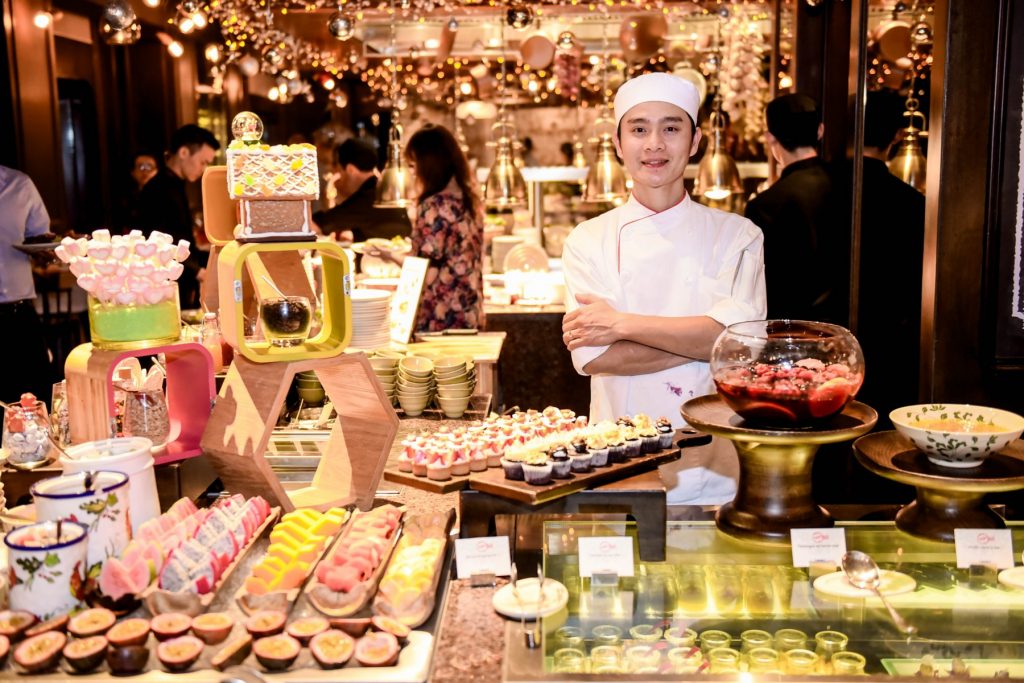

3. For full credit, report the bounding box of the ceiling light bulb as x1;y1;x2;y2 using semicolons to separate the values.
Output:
459;81;473;95
268;87;279;101
424;38;440;49
178;16;194;33
33;10;53;28
191;11;207;29
204;43;221;63
322;76;335;90
168;40;184;57
142;0;161;6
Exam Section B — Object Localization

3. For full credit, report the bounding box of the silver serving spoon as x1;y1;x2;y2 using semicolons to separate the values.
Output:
842;550;917;635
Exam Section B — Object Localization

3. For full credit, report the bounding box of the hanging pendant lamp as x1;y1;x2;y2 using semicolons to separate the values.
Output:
694;94;743;201
582;19;627;205
484;18;527;209
887;97;927;193
374;5;414;208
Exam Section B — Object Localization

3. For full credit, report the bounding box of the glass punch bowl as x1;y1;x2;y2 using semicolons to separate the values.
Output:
711;320;865;428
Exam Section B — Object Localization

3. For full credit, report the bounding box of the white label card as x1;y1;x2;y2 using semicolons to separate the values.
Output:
790;528;847;568
954;529;1014;569
578;537;635;578
454;536;512;579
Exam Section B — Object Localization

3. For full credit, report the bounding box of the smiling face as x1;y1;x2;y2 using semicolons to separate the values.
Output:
614;101;702;208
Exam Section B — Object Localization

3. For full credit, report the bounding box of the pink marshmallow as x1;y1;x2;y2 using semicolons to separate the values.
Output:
91;229;111;242
130;262;154;277
143;288;166;305
127;230;143;240
162;284;177;301
128;276;149;294
54;245;68;262
60;236;80;257
76;273;98;292
166;262;184;281
174;240;191;262
115;291;137;306
111;243;129;260
150;232;173;245
94;261;118;276
88;241;112;260
68;259;88;277
155;245;175;265
134;242;157;258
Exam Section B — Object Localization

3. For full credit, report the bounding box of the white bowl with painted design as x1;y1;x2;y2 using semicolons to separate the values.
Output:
890;404;1024;467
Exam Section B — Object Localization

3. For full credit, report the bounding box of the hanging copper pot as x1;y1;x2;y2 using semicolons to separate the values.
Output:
873;19;912;62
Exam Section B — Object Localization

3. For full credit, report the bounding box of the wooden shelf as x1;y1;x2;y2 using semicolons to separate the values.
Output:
64;341;216;466
200;353;398;512
216;240;352;363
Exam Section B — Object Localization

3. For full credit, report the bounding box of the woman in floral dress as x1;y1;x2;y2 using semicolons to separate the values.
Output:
374;124;483;331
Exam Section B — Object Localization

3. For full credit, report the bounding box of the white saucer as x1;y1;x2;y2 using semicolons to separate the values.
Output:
812;569;916;599
492;578;568;620
998;567;1024;590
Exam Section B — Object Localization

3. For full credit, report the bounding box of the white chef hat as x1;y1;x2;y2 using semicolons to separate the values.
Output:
614;72;701;129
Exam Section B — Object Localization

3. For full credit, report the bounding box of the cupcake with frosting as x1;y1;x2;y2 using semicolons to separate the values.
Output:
638;424;660;453
411;450;429;477
485;437;504;468
604;424;626;463
427;452;452;481
586;433;610;467
501;447;528;480
468;442;489;472
656;417;675;449
568;443;592;473
521;450;554;485
548;443;572;478
451;446;471;476
622;425;642;458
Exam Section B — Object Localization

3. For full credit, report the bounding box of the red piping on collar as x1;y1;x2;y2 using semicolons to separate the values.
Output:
616;192;688;273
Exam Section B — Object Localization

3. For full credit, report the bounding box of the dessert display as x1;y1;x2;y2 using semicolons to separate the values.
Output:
1;393;54;469
308;505;403;616
711;320;864;427
260;295;314;347
237;507;350;614
227;111;318;242
54;229;188;349
889;403;1024;467
372;510;454;628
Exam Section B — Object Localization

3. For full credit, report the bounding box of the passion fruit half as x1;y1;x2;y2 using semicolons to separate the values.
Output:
328;617;371;637
371;615;411;642
354;631;400;667
211;633;253;672
62;635;108;673
68;607;116;638
24;614;69;638
156;635;205;673
0;634;10;668
309;629;354;669
245;610;287;638
252;634;301;672
285;616;329;645
150;612;192;641
13;631;67;673
191;611;233;645
0;610;38;641
106;645;149;675
107;617;151;647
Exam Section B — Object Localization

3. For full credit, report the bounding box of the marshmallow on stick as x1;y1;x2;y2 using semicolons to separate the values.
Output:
55;230;191;306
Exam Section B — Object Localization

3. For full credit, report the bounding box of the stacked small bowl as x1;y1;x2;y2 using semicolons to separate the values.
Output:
434;356;476;418
397;356;435;416
368;355;400;404
294;370;325;405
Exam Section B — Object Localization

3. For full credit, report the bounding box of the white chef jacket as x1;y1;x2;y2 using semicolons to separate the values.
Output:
562;192;766;504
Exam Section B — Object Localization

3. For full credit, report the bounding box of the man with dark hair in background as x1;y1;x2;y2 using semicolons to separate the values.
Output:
745;94;847;325
312;138;411;244
137;124;220;308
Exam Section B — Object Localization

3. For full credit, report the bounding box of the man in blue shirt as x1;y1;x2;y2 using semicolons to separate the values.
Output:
0;165;55;403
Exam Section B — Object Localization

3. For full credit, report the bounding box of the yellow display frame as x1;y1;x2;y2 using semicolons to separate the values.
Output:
217;240;352;363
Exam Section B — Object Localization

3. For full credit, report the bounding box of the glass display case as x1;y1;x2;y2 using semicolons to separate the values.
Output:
503;520;1024;680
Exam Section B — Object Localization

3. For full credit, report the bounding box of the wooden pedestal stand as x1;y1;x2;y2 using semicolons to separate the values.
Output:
65;341;216;465
200;353;398;512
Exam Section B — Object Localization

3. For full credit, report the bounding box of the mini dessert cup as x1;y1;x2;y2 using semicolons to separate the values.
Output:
469;453;488;472
259;295;313;347
588;447;610;468
640;432;660;453
656;419;675;449
699;629;731;655
568;452;592;473
707;647;741;673
592;625;622;648
629;624;663;642
624;438;642;458
500;457;525;480
665;627;698;648
607;442;626;463
521;461;554;485
668;646;703;674
426;461;451;481
451;458;471;476
549;454;572;478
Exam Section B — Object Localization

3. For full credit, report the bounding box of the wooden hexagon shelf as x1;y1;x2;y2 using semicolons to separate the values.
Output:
200;353;398;512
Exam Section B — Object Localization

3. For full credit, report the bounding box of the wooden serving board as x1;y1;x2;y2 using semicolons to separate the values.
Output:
143;506;281;616
234;512;353;617
468;448;682;505
305;507;404;617
372;508;455;629
382;467;474;493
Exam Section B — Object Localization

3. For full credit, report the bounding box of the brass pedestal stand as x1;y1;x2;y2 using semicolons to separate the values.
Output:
681;395;877;544
854;431;1024;542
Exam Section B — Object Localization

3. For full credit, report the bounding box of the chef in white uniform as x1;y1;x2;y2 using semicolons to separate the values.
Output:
561;72;767;505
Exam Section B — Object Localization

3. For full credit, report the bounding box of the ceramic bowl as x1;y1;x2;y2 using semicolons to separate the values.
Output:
297;386;326;404
890;404;1024;468
437;396;471;418
434;356;467;371
399;356;434;378
369;357;399;371
437;373;471;386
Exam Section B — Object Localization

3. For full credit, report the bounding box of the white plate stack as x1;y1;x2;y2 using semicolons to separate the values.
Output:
348;289;392;349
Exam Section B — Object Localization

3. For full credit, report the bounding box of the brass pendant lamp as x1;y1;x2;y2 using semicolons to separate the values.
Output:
694;93;743;200
888;94;927;193
484;17;527;209
582;19;627;204
374;3;415;208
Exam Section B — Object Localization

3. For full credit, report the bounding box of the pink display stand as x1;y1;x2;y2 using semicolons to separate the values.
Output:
65;341;216;465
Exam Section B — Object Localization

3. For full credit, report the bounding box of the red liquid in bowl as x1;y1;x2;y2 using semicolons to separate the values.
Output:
714;360;863;427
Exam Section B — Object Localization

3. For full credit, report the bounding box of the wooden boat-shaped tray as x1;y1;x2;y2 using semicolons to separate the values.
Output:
306;506;405;617
234;511;353;616
372;508;455;629
143;507;281;616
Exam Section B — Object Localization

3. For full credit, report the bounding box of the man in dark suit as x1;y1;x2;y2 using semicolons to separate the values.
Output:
312;139;411;244
745;94;848;325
